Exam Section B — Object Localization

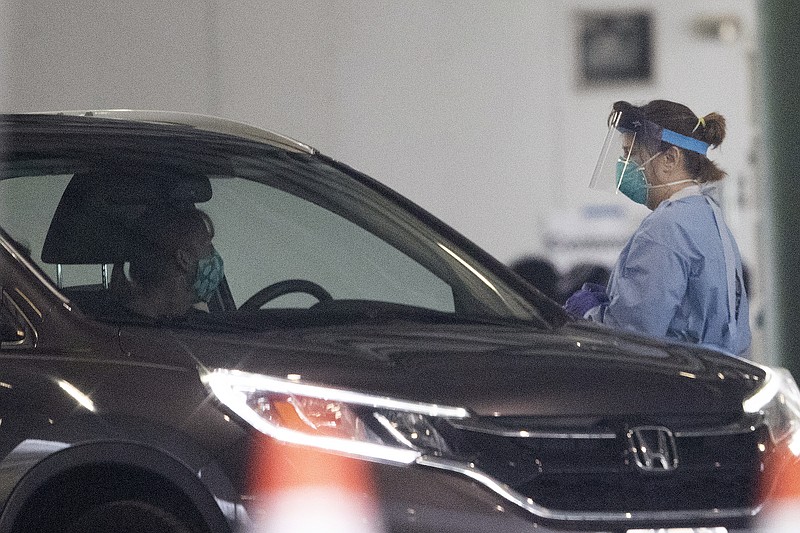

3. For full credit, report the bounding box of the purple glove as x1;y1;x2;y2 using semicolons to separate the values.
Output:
564;283;609;318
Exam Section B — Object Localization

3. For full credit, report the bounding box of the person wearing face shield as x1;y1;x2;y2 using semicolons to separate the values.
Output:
564;100;751;356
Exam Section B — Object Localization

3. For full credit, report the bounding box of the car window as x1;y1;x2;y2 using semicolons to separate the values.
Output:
0;174;105;288
205;177;454;311
0;125;548;329
0;168;495;318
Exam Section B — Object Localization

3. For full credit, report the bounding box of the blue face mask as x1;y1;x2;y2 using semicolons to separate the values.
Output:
192;251;224;303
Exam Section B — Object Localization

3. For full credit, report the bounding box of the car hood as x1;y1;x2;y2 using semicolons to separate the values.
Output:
160;319;763;420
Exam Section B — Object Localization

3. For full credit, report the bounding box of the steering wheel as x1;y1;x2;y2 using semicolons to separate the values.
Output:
239;279;333;312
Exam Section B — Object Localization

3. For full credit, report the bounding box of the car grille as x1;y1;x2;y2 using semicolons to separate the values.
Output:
443;417;767;514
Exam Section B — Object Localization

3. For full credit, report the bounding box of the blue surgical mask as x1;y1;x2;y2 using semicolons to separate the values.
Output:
192;250;224;303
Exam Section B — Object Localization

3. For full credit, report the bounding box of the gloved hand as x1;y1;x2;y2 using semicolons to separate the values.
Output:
564;283;609;318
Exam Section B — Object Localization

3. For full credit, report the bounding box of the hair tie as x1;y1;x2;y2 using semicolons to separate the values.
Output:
692;116;706;133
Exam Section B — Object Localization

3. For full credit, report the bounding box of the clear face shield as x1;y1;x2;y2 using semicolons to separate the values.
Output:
589;109;664;197
589;108;711;200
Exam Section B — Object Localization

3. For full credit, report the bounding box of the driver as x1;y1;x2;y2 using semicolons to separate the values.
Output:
118;204;224;318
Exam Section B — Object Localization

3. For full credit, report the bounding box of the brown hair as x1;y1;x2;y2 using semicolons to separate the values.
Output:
612;100;727;183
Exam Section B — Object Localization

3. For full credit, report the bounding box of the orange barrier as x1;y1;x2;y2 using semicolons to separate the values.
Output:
756;447;800;532
246;434;386;533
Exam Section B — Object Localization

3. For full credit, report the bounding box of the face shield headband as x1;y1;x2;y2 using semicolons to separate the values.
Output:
589;109;710;196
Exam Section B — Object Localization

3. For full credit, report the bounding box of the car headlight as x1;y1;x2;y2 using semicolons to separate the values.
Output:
201;368;469;465
743;366;800;455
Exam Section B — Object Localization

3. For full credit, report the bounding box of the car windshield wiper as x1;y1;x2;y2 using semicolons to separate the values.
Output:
92;300;534;332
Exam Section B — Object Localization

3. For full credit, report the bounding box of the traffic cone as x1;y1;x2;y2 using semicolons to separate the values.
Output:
756;447;800;532
246;434;386;533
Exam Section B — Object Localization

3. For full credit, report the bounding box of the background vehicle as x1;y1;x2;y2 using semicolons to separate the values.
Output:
0;111;797;532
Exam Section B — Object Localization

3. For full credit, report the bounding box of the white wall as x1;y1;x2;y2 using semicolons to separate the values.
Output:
0;0;11;110
4;0;216;112
3;0;761;271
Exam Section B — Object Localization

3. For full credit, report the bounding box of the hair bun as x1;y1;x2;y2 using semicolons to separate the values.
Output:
700;112;726;147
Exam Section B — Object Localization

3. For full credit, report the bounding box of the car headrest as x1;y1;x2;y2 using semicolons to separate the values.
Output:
41;162;212;265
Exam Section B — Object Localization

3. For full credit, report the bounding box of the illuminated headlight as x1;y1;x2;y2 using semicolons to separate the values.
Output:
743;366;800;455
201;368;469;464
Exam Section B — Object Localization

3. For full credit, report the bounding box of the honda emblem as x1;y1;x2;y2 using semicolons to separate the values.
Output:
626;426;678;472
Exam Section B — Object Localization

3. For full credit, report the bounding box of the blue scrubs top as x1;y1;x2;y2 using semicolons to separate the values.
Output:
589;185;751;356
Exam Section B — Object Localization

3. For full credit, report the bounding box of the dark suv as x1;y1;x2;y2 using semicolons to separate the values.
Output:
0;111;797;533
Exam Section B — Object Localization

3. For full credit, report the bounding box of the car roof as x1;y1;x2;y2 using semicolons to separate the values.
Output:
14;110;317;155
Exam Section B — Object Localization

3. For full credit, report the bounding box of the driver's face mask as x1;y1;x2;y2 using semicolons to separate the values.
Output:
193;250;224;303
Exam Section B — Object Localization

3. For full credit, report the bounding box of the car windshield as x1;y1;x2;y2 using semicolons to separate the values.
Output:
0;115;552;330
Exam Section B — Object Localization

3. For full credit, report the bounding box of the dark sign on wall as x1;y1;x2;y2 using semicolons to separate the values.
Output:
578;12;653;84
